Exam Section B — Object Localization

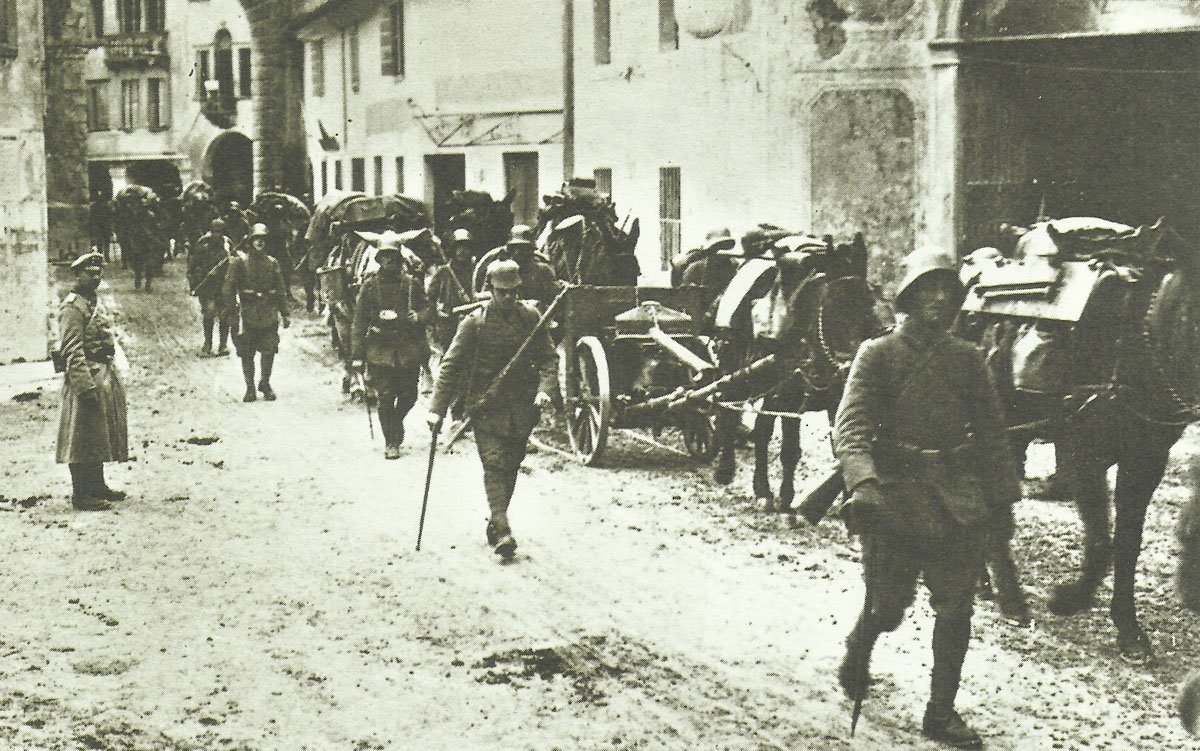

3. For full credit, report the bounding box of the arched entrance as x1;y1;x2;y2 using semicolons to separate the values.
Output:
205;131;254;206
126;160;182;201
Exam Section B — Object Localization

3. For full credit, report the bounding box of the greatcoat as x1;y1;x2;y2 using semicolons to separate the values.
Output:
56;292;129;464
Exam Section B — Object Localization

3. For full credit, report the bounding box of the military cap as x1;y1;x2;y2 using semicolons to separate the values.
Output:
486;259;522;289
507;224;536;247
703;228;736;254
70;252;105;271
249;223;269;238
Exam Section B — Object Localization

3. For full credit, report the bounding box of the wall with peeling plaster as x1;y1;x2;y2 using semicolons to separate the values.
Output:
0;1;51;362
575;0;931;291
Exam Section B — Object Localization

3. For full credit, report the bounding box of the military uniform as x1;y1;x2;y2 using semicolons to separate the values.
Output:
56;257;129;510
188;228;235;354
833;251;1020;748
351;266;431;454
499;249;562;309
224;227;290;401
426;258;474;352
429;279;555;555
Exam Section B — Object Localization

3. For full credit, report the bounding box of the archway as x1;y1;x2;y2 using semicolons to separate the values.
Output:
205;131;254;206
126;159;182;201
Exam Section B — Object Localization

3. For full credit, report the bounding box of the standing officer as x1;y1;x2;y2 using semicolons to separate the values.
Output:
188;218;235;356
351;235;432;459
56;253;128;511
497;225;560;309
832;249;1020;749
426;260;555;560
224;223;290;402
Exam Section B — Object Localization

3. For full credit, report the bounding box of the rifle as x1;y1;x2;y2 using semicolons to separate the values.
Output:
443;284;571;451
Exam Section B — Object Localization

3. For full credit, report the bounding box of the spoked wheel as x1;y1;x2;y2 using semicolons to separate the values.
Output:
680;409;717;461
564;335;611;466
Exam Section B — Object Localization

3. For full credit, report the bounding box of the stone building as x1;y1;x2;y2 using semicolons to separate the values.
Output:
294;0;566;231
573;0;1200;289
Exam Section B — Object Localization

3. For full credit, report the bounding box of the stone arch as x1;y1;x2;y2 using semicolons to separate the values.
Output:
204;130;254;205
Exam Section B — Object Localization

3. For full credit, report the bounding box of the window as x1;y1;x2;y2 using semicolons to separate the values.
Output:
90;0;104;38
320;160;328;196
145;0;164;32
351;158;366;192
334;160;343;190
0;0;15;52
118;0;141;33
147;78;168;130
593;167;612;198
373;156;383;195
238;48;252;98
87;81;110;132
659;166;681;270
394;157;404;193
380;2;404;77
348;25;360;92
213;29;234;109
504;152;539;227
593;0;611;65
195;49;210;98
311;39;325;97
121;79;141;130
658;0;678;52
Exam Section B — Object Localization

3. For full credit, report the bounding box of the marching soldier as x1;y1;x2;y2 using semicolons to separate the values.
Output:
224;223;290;402
497;225;560;309
56;253;128;511
832;249;1020;749
427;228;476;355
188;218;235;356
426;260;556;559
220;201;250;244
351;235;432;459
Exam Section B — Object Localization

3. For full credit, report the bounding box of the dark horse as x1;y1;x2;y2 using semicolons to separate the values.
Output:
711;235;876;510
977;219;1200;661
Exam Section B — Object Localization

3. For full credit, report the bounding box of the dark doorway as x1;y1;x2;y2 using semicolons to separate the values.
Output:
958;33;1200;250
88;162;113;201
424;153;465;235
205;131;254;205
126;159;181;201
504;152;539;226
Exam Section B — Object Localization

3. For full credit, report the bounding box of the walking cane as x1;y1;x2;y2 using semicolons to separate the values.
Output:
851;529;878;736
415;430;438;551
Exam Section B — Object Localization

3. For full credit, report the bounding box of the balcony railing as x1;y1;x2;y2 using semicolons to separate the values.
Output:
104;31;169;69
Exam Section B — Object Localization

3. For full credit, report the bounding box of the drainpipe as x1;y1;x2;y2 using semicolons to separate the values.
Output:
562;0;575;182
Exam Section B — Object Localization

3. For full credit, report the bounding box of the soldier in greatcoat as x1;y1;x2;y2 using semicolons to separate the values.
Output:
831;249;1021;750
56;253;128;511
224;223;290;402
426;260;556;560
188;218;235;356
350;236;432;459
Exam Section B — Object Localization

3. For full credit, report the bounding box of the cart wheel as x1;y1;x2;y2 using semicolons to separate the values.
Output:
681;410;717;461
565;336;610;465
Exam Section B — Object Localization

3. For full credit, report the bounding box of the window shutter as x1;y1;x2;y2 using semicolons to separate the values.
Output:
380;11;395;76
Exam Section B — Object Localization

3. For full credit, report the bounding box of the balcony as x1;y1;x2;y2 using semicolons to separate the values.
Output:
104;31;169;70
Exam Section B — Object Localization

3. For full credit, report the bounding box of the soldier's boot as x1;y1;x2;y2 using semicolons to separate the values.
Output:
201;316;215;356
988;546;1031;626
838;615;879;702
488;505;516;559
69;464;110;511
922;616;981;749
241;358;257;402
91;464;126;501
258;354;277;401
379;401;400;459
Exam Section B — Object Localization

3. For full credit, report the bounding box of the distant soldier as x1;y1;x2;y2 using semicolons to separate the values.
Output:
224;223;290;402
832;249;1020;750
426;260;556;559
56;253;128;511
188;218;235;356
427;228;476;354
497;225;561;309
220;201;250;245
672;227;738;290
350;235;432;459
89;193;112;261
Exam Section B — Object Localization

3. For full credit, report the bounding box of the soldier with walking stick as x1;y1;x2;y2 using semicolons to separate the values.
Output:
831;249;1020;749
425;260;556;560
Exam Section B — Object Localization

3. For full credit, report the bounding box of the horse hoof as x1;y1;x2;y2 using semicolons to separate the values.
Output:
713;464;735;486
1118;630;1154;664
1048;583;1095;616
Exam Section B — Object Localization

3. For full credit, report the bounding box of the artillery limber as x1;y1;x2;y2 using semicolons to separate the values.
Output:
555;284;718;465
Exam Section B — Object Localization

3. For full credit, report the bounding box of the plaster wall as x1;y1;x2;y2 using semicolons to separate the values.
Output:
299;0;565;219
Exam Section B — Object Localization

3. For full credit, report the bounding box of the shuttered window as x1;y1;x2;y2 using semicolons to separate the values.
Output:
593;167;612;198
395;157;404;193
196;49;210;98
351;158;366;192
334;160;343;190
311;39;325;97
321;160;328;196
121;79;141;131
348;24;360;92
238;48;251;98
0;0;16;51
659;166;681;270
380;2;405;77
373;156;384;195
658;0;678;52
87;81;110;132
147;78;168;130
593;0;611;65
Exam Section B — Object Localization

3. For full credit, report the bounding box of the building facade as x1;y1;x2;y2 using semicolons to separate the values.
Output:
295;0;566;232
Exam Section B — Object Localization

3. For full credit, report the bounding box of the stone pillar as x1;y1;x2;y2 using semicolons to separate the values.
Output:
924;46;961;255
245;0;305;196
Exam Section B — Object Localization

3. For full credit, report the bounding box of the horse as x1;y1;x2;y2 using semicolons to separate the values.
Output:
710;232;877;511
538;182;640;286
965;217;1200;661
111;185;167;292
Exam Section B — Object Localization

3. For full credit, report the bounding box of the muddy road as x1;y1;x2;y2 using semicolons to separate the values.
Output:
1;263;1198;750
